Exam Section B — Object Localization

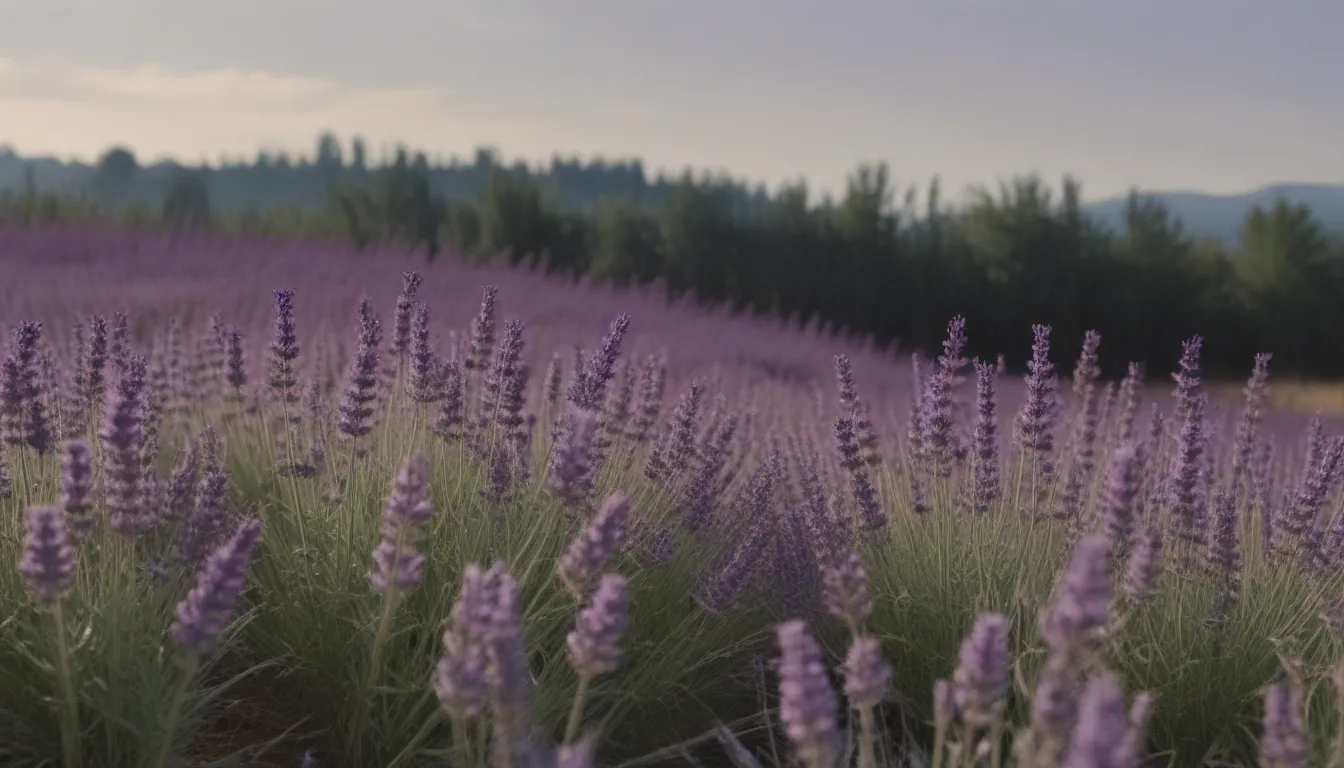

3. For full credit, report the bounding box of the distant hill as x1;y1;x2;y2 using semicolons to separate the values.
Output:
1082;183;1344;242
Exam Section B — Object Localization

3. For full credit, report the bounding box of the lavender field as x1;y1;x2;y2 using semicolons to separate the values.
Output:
3;226;1344;768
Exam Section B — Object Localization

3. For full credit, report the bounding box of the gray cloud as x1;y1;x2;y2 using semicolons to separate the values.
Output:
1;0;1341;198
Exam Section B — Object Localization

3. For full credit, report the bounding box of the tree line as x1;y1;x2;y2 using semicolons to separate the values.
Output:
2;134;1342;380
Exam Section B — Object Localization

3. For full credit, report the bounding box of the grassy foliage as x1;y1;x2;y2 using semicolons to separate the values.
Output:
2;228;1344;767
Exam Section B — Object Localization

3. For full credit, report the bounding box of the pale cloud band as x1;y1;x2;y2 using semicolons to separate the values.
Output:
0;53;673;175
2;19;1342;205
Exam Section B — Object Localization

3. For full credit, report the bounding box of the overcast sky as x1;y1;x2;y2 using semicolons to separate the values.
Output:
1;0;1340;201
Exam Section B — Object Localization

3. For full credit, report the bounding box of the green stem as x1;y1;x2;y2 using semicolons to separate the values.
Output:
450;715;473;768
989;720;1005;768
856;705;878;768
152;654;201;768
564;674;592;746
341;436;360;580
931;720;947;768
349;586;400;760
52;600;83;768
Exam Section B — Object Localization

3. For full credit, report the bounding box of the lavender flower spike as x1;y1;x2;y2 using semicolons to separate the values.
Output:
19;505;76;605
567;573;630;678
557;491;631;600
1123;527;1163;606
1061;673;1129;768
821;552;872;629
172;518;263;656
1042;534;1112;664
842;635;893;709
953;613;1011;730
775;620;841;768
1260;680;1307;768
1101;444;1140;558
434;564;496;722
550;406;599;507
100;354;149;539
370;453;434;592
972;359;1003;513
267;289;300;397
59;440;95;542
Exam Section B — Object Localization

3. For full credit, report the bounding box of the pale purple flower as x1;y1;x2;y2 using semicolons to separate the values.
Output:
1167;391;1207;553
557;491;631;600
571;313;631;412
82;315;109;420
1123;526;1163;606
1207;489;1242;579
1113;363;1142;448
172;518;262;655
822;552;872;629
391;270;423;359
435;563;497;721
776;620;841;768
1061;673;1129;768
567;573;630;678
465;286;499;374
1230;353;1272;496
1015;324;1059;458
337;298;383;439
645;380;705;481
59;440;95;541
933;679;957;729
100;354;148;538
481;567;539;768
406;303;441;405
1260;681;1307;768
1101;444;1140;559
550;406;598;507
369;453;434;591
1117;693;1154;767
1042;534;1112;663
480;318;525;436
19;505;76;605
842;635;892;709
224;328;247;393
953;613;1011;730
627;353;667;442
267;289;300;397
434;358;465;440
972;359;1003;513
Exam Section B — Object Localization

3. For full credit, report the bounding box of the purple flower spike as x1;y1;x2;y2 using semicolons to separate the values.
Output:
1124;526;1163;606
268;289;300;396
550;406;599;507
1015;324;1059;459
567;573;630;678
370;453;434;592
842;635;892;709
1101;444;1140;557
1042;534;1112;663
953;613;1011;730
59;440;95;542
972;360;1003;513
821;552;872;628
172;518;263;656
434;564;498;722
1260;680;1307;768
557;491;631;600
775;620;841;768
1061;673;1129;768
19;505;76;605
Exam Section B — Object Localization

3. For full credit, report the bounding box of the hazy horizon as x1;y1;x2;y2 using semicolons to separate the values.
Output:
3;0;1342;203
